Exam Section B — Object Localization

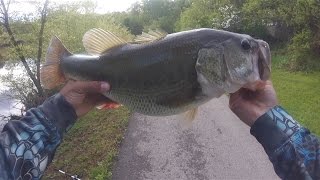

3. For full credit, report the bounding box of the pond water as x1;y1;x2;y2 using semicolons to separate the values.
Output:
0;63;25;129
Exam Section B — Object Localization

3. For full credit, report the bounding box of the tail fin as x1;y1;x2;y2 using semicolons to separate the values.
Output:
41;36;71;89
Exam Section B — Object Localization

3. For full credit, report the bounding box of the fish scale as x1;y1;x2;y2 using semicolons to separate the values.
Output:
41;28;271;118
104;78;201;115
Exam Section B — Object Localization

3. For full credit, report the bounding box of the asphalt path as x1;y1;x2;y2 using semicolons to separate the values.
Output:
112;95;279;180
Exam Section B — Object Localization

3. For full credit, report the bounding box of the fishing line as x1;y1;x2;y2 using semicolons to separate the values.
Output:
55;168;81;180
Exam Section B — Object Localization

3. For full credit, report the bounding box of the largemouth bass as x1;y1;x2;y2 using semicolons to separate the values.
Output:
41;28;271;117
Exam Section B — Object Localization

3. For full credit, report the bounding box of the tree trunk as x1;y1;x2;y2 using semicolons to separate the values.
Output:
36;0;49;87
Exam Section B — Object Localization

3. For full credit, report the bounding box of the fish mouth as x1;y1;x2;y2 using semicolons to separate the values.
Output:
257;40;271;81
258;54;266;81
243;40;271;91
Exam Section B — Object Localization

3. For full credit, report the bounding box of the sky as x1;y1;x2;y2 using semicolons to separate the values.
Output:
12;0;140;14
92;0;140;13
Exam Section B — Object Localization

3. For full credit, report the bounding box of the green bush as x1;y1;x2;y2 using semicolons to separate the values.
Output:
287;30;320;71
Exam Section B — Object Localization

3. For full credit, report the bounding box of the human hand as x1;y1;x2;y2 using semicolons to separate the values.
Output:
60;80;110;117
229;80;278;126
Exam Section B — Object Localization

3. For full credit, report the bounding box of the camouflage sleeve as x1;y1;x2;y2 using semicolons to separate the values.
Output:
250;106;320;180
0;94;77;180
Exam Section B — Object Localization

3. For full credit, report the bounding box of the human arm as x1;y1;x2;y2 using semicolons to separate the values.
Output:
0;81;110;179
229;81;320;180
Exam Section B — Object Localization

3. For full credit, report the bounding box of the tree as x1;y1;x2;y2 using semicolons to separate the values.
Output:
0;0;49;97
0;0;133;113
243;0;320;70
121;0;191;35
44;4;132;53
176;0;242;32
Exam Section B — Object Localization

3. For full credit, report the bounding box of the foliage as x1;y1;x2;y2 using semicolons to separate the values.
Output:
1;65;40;110
286;29;320;71
177;0;244;32
0;0;133;112
45;8;133;53
0;0;50;112
122;14;144;35
173;0;320;70
0;61;57;110
119;0;191;35
177;0;218;29
1;21;38;60
242;0;320;70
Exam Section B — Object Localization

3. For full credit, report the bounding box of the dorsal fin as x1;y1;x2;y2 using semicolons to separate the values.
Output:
134;29;167;44
82;28;127;55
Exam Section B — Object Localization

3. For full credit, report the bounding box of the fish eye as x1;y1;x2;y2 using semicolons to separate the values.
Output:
241;39;251;50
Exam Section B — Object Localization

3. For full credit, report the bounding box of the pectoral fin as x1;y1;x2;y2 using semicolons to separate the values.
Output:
179;107;198;128
184;107;198;122
96;102;122;109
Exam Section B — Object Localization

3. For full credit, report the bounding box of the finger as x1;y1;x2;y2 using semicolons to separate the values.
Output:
229;88;246;103
229;89;244;109
76;94;111;114
255;81;268;90
265;80;273;87
229;87;254;109
72;81;110;93
265;80;272;84
243;80;266;91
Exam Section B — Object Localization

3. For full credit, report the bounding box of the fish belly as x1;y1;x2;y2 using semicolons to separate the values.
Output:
103;83;211;116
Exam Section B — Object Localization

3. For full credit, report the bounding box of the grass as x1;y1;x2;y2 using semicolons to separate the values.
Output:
272;55;320;135
43;107;130;180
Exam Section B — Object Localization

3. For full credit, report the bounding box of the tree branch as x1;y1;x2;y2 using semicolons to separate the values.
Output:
36;0;49;86
6;0;10;14
0;7;4;15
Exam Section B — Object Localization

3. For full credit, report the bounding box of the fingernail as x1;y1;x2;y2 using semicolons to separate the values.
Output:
101;82;110;92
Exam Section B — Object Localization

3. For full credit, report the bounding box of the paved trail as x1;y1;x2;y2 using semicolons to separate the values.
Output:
113;95;279;180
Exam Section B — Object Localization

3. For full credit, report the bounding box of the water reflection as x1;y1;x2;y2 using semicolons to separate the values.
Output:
0;89;23;116
0;63;25;130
